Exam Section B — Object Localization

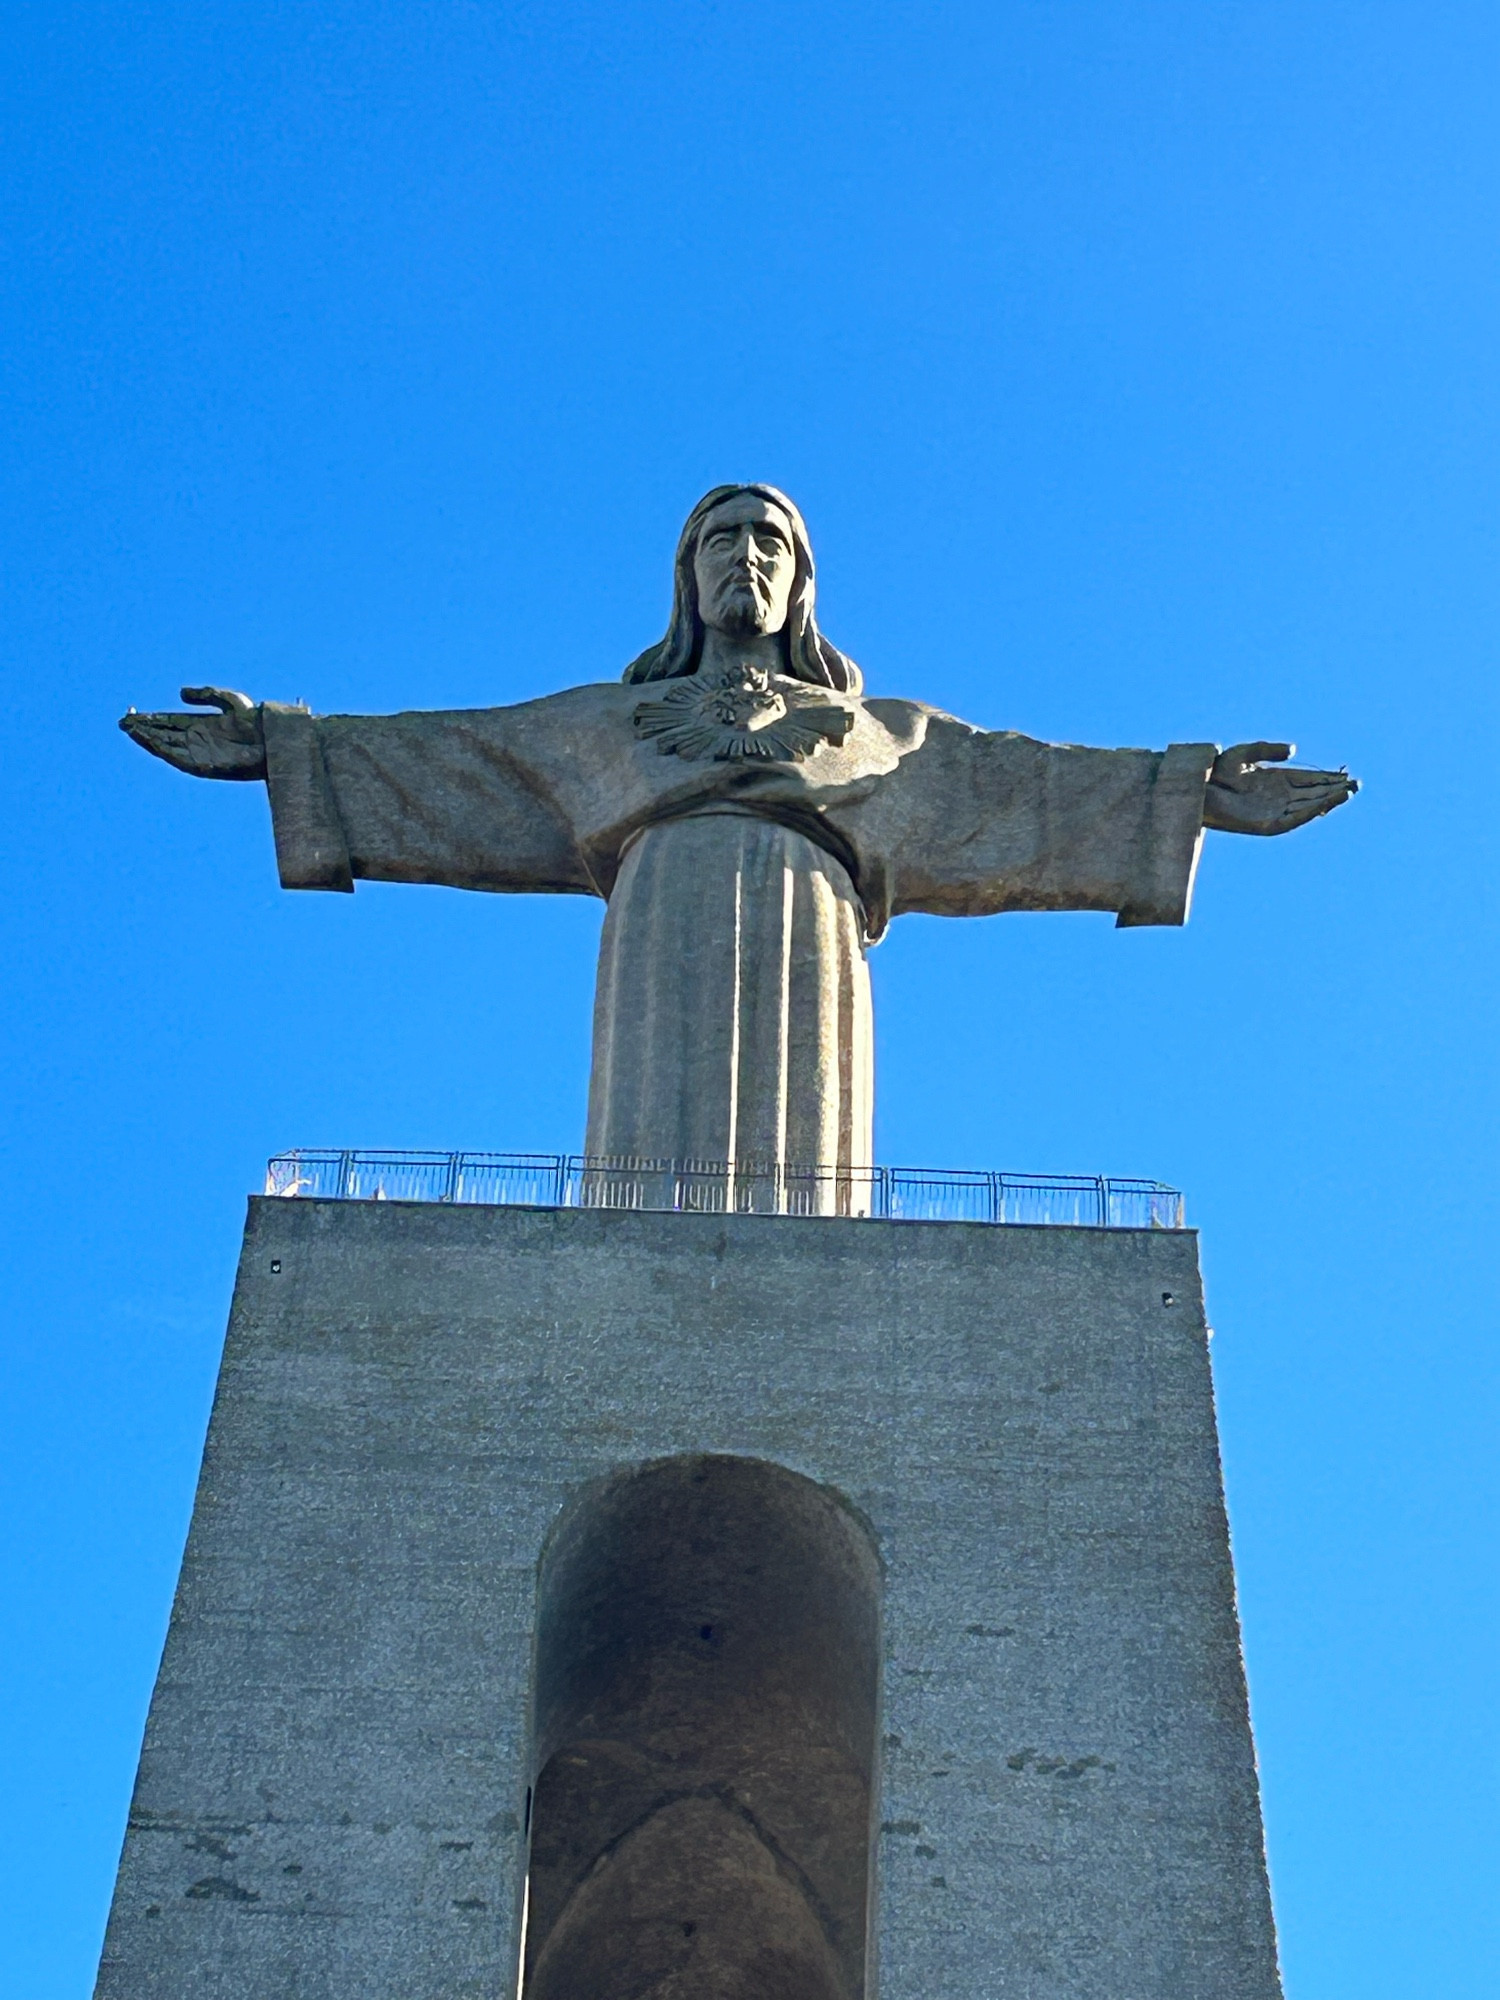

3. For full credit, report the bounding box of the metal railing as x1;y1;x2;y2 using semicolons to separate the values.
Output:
264;1150;1185;1229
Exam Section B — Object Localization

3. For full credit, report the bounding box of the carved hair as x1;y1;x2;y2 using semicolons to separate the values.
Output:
623;484;862;694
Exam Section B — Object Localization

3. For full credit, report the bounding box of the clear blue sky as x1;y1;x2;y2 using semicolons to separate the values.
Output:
2;4;1495;1994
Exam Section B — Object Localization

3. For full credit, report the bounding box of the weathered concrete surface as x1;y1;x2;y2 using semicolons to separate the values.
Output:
95;1199;1281;2000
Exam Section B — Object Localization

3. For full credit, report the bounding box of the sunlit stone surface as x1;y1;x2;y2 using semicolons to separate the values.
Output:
95;1198;1282;2000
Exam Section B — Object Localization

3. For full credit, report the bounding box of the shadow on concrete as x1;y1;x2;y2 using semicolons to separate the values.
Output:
523;1453;882;2000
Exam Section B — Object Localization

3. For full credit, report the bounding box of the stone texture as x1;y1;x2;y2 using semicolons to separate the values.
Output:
95;1198;1281;2000
129;679;1218;1175
586;811;874;1174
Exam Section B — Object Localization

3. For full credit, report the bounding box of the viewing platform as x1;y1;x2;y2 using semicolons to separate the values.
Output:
264;1149;1186;1229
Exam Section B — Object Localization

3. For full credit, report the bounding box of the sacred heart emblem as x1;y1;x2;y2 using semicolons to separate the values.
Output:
632;663;854;763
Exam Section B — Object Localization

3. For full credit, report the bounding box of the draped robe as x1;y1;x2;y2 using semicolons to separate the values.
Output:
256;678;1215;1195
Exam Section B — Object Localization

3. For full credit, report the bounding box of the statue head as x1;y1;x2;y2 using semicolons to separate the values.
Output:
623;484;862;694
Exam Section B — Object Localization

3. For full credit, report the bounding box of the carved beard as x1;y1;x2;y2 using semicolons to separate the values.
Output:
707;575;778;637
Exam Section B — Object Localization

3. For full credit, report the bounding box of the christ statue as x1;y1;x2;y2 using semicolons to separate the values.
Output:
122;484;1355;1191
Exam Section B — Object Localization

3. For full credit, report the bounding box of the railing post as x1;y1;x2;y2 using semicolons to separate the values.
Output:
441;1153;460;1203
335;1150;354;1200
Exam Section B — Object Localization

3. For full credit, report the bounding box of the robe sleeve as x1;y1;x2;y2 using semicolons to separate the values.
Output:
859;718;1216;934
260;702;597;897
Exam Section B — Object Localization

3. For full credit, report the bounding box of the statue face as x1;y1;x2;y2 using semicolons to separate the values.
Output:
692;495;798;640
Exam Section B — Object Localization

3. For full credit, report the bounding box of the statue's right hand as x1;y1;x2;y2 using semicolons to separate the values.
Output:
119;686;268;779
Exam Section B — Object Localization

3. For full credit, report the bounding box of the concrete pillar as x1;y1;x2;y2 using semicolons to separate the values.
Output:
95;1197;1281;2000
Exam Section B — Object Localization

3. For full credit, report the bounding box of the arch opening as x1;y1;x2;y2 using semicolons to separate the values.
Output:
521;1453;882;2000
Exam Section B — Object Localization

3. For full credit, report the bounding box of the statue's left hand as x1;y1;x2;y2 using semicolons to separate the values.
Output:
1204;741;1358;836
119;686;268;780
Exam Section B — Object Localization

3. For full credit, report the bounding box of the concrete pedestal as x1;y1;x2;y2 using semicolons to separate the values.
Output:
95;1197;1281;2000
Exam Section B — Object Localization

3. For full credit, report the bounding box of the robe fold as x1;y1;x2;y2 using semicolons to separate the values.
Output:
258;684;1215;1183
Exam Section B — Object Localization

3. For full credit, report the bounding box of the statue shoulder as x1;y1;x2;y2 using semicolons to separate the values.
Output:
492;679;638;735
860;696;1040;753
333;680;636;740
857;695;954;750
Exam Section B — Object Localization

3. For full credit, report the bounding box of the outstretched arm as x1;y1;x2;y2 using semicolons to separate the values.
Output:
860;723;1221;934
120;686;596;898
861;715;1357;938
1204;741;1357;834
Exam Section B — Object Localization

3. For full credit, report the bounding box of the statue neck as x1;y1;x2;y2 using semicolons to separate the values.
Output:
697;627;787;680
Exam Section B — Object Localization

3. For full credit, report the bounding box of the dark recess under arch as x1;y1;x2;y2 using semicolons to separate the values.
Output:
521;1453;882;2000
